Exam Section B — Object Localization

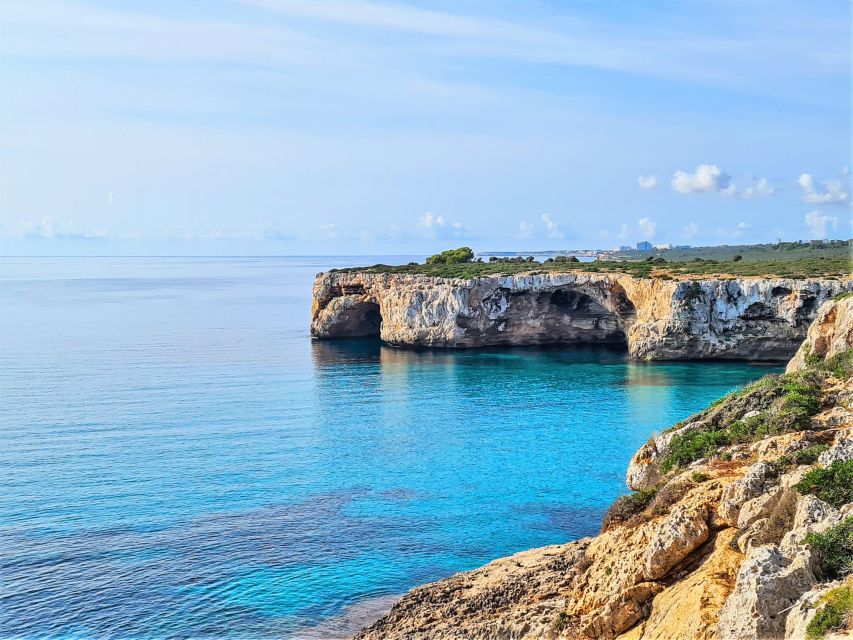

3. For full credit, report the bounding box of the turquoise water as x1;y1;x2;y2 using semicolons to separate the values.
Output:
0;257;781;639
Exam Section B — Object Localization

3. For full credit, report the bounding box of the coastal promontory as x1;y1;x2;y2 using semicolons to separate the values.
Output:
312;269;851;360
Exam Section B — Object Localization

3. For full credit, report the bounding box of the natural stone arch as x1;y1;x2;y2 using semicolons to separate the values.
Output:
315;297;382;338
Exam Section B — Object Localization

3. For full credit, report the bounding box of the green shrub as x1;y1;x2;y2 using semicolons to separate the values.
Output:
809;348;853;379
834;291;853;301
728;413;768;443
806;583;853;639
795;461;853;509
661;429;730;472
551;611;570;633
601;487;659;531
787;444;831;466
425;247;474;265
805;517;853;579
691;471;710;483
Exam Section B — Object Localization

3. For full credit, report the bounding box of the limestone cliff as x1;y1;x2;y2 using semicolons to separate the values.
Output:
352;298;853;640
311;271;851;360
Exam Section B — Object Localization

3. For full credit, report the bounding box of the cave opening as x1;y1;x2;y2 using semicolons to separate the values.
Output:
327;301;383;338
480;287;635;347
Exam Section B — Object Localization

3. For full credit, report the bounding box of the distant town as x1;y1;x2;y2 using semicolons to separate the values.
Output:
477;238;850;263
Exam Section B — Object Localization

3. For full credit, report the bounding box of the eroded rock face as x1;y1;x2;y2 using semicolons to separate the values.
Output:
312;271;851;360
643;505;709;580
717;546;817;640
787;296;853;373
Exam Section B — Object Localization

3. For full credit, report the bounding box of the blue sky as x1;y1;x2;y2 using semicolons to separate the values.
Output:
0;0;851;255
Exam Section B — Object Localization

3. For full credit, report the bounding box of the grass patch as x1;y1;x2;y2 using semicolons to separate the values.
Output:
834;291;853;301
334;240;852;279
661;430;730;473
658;361;833;472
806;517;853;580
601;487;659;531
795;461;853;509
550;611;570;633
806;583;853;639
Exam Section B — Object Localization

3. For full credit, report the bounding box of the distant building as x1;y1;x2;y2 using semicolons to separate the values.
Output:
654;243;673;250
636;241;653;251
619;245;633;252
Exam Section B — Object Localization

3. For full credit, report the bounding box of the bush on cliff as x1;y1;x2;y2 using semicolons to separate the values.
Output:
425;247;474;265
805;517;853;579
661;429;730;472
601;487;658;531
795;461;853;509
806;582;853;639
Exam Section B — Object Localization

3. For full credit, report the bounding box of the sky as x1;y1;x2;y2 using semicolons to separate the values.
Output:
0;0;851;256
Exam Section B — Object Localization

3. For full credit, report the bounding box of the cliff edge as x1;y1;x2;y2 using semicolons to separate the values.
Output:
353;297;853;640
311;271;851;360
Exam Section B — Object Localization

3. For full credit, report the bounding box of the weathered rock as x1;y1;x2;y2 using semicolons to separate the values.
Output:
784;579;849;640
817;436;853;466
643;505;710;580
787;296;853;373
737;488;784;529
719;462;772;527
312;271;851;360
717;546;817;640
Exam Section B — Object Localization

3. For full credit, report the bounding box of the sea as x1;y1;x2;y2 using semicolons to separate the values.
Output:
0;256;781;639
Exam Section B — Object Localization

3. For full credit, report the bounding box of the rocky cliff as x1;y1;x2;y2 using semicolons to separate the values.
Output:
353;298;853;640
311;271;851;360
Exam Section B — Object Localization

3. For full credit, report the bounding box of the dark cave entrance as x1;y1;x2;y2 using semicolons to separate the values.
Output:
483;287;635;346
326;301;383;338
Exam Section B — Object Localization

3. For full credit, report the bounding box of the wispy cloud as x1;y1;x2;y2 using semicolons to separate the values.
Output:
798;169;850;206
7;217;107;240
637;175;657;189
417;212;466;239
541;213;564;240
804;211;838;238
637;217;657;239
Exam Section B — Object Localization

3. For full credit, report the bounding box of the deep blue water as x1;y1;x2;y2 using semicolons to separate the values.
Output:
0;256;781;639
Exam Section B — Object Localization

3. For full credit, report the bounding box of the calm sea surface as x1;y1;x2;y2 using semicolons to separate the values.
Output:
0;256;780;639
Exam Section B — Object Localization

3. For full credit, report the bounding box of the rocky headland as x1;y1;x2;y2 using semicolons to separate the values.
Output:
311;270;851;360
352;296;853;640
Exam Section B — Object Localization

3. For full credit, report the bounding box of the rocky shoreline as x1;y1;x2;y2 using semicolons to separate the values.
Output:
351;297;853;640
311;271;851;360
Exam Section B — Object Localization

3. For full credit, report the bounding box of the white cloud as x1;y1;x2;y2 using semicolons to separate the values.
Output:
10;216;107;240
682;222;699;239
517;220;534;240
741;177;775;199
541;213;563;239
716;221;750;238
672;164;735;196
638;217;656;239
798;171;850;206
319;223;340;238
637;175;657;189
106;191;115;205
417;212;465;238
804;211;838;238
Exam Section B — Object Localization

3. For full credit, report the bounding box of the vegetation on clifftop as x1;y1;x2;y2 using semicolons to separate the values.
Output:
332;240;852;280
